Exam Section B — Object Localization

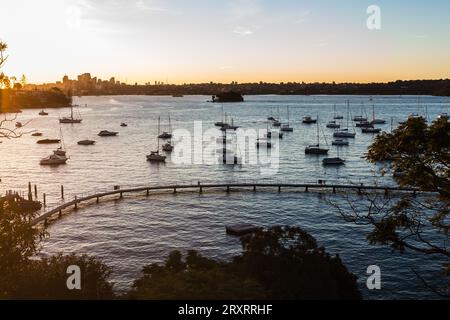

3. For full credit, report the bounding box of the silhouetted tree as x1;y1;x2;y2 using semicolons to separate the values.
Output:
0;196;115;299
0;196;45;297
0;41;7;69
131;227;361;300
11;253;114;299
233;226;362;300
130;250;267;300
330;117;449;297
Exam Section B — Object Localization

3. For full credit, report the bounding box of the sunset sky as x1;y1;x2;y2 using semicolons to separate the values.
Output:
1;0;450;84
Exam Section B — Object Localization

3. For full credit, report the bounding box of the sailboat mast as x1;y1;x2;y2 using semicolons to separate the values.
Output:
287;106;290;125
71;105;74;120
317;115;320;146
347;100;350;130
59;127;65;149
157;116;160;150
169;115;172;143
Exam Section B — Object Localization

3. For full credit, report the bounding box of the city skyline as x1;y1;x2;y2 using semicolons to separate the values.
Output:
2;0;450;84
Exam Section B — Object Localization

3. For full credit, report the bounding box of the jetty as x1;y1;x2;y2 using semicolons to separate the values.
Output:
30;182;426;227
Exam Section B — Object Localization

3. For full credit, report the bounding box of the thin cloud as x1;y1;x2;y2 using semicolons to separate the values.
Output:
295;10;311;24
233;26;254;36
65;0;172;33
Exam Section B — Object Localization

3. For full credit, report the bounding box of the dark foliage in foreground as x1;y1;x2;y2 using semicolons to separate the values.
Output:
131;226;361;300
2;196;360;300
0;196;113;299
330;116;449;297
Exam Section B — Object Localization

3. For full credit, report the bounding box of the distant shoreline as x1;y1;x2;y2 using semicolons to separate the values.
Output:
23;78;450;99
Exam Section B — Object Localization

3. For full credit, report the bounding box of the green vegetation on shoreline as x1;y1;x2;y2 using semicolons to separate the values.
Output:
27;78;450;98
0;88;72;113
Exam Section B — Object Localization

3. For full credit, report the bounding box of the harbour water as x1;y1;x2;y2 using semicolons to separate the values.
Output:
0;95;448;299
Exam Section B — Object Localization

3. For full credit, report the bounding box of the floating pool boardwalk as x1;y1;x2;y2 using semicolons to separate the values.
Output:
31;182;423;226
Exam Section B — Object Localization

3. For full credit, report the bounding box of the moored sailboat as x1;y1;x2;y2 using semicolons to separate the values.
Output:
60;105;82;124
147;116;167;163
305;116;329;155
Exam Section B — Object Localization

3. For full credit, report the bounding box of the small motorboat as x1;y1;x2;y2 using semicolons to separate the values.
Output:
120;123;128;127
333;130;356;138
78;139;96;146
98;130;119;137
302;116;317;124
362;127;382;134
272;120;281;127
267;116;276;121
305;144;329;155
39;110;49;116
332;139;349;146
356;121;373;128
15;122;23;128
371;119;386;125
158;131;172;139
37;139;61;144
322;157;345;166
326;121;340;129
281;124;293;132
32;132;43;137
40;154;68;166
147;151;166;163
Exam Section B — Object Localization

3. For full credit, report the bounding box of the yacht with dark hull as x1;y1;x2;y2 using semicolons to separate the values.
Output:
60;105;82;124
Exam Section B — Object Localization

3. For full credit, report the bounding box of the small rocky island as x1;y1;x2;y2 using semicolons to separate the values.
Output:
211;91;244;103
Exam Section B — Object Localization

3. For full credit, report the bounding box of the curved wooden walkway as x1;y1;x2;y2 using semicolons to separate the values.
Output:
31;182;421;226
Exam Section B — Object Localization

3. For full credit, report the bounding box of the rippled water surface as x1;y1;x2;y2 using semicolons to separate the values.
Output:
1;95;448;299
